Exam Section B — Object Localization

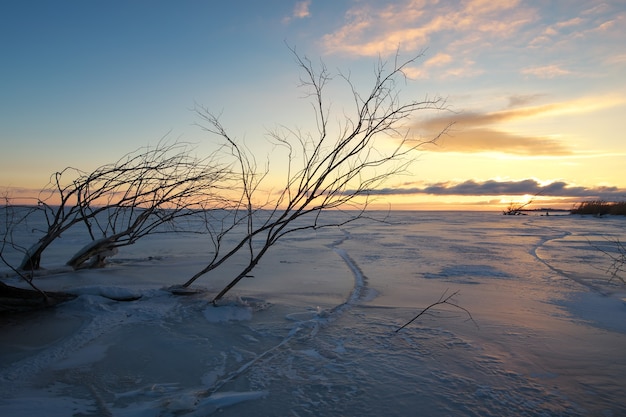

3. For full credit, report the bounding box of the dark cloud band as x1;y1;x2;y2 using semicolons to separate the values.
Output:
358;179;625;199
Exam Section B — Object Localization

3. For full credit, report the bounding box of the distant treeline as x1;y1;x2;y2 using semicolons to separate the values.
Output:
570;201;626;216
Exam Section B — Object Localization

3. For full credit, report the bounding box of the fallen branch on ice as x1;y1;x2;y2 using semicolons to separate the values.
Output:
395;289;477;333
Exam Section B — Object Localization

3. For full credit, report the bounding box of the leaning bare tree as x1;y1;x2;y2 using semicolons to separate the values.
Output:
1;197;77;310
178;48;449;303
16;141;231;271
1;141;236;310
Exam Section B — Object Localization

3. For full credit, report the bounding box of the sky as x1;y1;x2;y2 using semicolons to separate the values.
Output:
1;0;625;211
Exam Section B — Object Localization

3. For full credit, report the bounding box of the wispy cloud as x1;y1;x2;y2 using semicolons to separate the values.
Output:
283;0;312;23
425;52;452;67
425;128;571;155
539;16;585;38
592;15;624;33
415;104;570;156
555;17;584;29
507;94;546;108
322;0;534;57
605;53;626;65
414;95;625;155
359;179;626;199
322;0;625;86
404;53;482;80
521;64;571;79
530;6;625;47
293;0;311;18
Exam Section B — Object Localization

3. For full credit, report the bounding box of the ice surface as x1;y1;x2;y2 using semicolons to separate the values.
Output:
1;211;625;416
203;304;252;323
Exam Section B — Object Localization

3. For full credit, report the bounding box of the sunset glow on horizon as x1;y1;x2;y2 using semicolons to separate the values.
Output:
1;1;625;211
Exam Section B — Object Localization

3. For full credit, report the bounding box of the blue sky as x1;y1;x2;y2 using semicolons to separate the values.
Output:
2;1;625;209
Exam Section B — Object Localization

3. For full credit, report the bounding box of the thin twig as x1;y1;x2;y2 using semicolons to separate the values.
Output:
590;237;626;284
395;289;477;332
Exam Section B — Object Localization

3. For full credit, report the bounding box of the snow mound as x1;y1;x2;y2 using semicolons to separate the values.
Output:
70;286;143;301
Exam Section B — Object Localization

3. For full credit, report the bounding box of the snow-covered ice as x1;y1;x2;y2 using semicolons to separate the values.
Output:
1;211;625;416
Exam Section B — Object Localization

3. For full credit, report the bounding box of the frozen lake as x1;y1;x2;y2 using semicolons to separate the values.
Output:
1;211;625;416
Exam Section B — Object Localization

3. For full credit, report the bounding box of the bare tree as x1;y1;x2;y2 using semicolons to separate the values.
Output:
179;48;450;303
2;50;450;309
1;198;42;286
502;193;541;215
16;141;231;271
0;198;76;311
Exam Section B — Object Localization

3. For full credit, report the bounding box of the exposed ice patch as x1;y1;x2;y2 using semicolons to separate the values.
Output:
203;305;252;323
424;264;511;281
556;291;626;333
50;343;109;370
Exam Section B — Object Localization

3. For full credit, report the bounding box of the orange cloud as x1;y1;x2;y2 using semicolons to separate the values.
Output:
555;17;584;28
405;54;482;80
531;8;625;46
283;0;312;23
521;64;571;78
424;52;452;67
322;0;534;57
423;128;571;156
442;95;623;125
412;94;625;155
293;0;311;19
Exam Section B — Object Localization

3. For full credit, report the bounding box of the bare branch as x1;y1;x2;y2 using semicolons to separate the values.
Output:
14;140;234;271
395;290;477;333
182;48;450;303
590;237;626;284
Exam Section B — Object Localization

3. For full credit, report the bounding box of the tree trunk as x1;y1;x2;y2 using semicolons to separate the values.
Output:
0;281;76;313
66;237;120;269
